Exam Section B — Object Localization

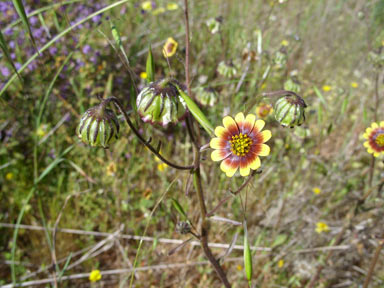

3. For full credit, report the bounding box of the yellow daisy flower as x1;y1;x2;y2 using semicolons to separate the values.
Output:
322;85;332;92
163;37;178;58
6;172;14;180
89;269;102;282
315;222;330;234
350;82;358;88
363;121;384;157
278;259;284;268
312;187;321;195
152;7;166;15
141;1;153;11
140;72;147;79
167;3;179;10
210;112;272;177
281;40;289;46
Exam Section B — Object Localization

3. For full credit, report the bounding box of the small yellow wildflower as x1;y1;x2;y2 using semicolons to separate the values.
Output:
106;162;117;176
152;7;165;15
36;124;48;138
141;1;153;11
140;72;147;79
163;37;178;58
167;3;179;10
236;265;243;271
281;39;289;46
6;173;14;180
350;82;358;88
312;187;321;195
278;259;284;268
157;162;168;172
322;85;332;92
89;269;102;282
315;222;330;234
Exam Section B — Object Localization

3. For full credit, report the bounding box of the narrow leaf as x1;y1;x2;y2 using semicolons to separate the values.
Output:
12;0;39;54
171;198;188;220
146;44;155;82
243;220;253;286
313;86;327;106
176;87;214;136
110;20;130;67
0;30;22;81
271;234;288;248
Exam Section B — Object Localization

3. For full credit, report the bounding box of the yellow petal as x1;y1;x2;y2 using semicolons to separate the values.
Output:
380;121;384;128
240;166;250;177
371;122;379;129
245;114;256;127
363;133;369;139
254;119;265;132
367;148;374;154
363;141;370;148
373;152;380;158
223;115;237;129
211;150;228;161
365;127;372;135
258;144;270;156
235;112;245;123
249;156;261;170
260;130;272;143
214;126;227;138
210;138;224;149
220;160;238;177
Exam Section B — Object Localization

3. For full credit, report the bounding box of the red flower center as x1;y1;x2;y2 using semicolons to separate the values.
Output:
230;133;253;156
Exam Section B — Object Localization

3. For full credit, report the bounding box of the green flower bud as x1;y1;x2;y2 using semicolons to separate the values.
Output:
274;94;307;128
217;61;237;78
193;86;218;107
284;78;301;93
274;49;287;69
136;78;187;126
77;102;120;148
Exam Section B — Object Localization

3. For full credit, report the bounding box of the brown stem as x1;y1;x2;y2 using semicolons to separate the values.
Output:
183;1;231;286
108;97;194;171
363;239;384;288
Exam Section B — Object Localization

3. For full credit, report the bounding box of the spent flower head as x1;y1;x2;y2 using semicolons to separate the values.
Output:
210;112;271;177
363;121;384;157
255;103;273;118
163;37;178;58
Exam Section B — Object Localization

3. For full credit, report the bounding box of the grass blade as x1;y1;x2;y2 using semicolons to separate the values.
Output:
0;30;22;81
12;0;39;54
171;198;188;220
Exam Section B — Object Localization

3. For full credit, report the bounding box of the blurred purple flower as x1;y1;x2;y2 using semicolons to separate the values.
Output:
82;44;91;54
1;67;11;77
49;46;58;55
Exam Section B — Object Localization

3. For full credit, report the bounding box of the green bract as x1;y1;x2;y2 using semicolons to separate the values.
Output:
217;61;237;78
274;94;307;128
77;103;120;148
136;79;187;126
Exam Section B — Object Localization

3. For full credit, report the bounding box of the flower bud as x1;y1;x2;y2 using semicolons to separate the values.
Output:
217;61;237;78
193;86;218;107
136;79;187;126
176;221;191;235
284;78;301;93
77;102;120;148
274;94;307;128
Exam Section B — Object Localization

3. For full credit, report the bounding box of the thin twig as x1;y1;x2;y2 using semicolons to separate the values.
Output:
363;239;384;288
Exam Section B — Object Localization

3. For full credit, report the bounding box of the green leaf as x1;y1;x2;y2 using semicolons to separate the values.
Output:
171;198;188;220
146;44;155;82
12;0;39;54
313;86;327;106
0;30;22;81
110;20;130;67
271;234;288;248
176;87;214;136
243;220;252;286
